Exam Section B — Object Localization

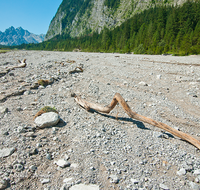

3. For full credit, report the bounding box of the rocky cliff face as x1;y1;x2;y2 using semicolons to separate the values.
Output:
0;26;45;46
45;0;187;40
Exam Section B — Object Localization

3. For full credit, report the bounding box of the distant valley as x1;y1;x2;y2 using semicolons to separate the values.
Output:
0;26;45;46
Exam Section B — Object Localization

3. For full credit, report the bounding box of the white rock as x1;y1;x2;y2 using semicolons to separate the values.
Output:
34;112;60;128
131;178;139;184
189;181;200;190
109;174;119;184
177;168;186;176
41;179;50;184
157;75;162;79
63;177;73;184
55;159;70;168
69;184;99;190
0;147;15;158
138;81;147;86
29;165;37;172
0;106;8;114
194;169;200;175
24;90;31;95
0;179;7;189
159;183;169;190
14;163;24;172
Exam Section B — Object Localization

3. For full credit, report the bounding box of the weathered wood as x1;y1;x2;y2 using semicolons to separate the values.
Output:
69;67;83;74
0;59;27;77
74;93;200;150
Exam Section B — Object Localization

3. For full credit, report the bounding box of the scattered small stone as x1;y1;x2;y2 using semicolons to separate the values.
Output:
63;177;73;184
34;112;60;128
41;179;50;184
17;126;26;133
55;159;70;168
0;106;8;114
131;178;139;184
138;81;148;86
29;165;37;172
0;148;15;158
194;170;200;175
28;148;38;156
177;168;186;176
14;164;24;172
159;183;169;190
0;179;8;190
24;90;32;95
46;153;52;160
189;181;200;190
109;174;119;184
69;184;99;190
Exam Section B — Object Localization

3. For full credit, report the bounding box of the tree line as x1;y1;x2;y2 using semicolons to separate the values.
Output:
16;1;200;55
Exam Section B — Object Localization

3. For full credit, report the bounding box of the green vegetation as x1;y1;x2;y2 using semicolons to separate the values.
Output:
16;1;200;55
104;0;120;9
40;106;58;113
0;49;10;54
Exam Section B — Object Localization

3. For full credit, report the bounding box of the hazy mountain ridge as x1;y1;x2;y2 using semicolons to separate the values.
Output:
0;26;45;46
45;0;187;40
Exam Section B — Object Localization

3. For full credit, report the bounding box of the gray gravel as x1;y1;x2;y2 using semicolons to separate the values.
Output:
0;50;200;190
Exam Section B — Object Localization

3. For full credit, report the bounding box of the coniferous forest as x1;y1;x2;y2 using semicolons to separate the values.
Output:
17;1;200;55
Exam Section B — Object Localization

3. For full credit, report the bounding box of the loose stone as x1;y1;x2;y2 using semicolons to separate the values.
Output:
34;112;60;128
109;174;119;184
41;179;50;184
189;181;200;190
69;184;99;190
55;159;70;168
159;183;169;190
177;168;186;176
0;179;7;190
0;148;15;158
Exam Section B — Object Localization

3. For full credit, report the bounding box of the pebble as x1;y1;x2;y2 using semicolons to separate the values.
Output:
194;170;200;175
41;179;50;184
29;165;37;172
177;168;186;176
63;177;73;184
54;159;70;168
69;184;99;190
34;112;60;128
159;183;169;190
0;106;8;114
0;179;7;190
46;153;52;160
14;164;23;172
0;148;15;158
131;178;139;184
189;181;200;190
109;174;119;184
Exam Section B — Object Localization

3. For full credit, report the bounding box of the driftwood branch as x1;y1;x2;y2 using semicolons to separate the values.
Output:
69;67;83;74
7;59;27;71
73;93;200;150
0;59;27;78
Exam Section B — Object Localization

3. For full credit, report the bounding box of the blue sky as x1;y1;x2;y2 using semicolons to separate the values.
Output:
0;0;63;35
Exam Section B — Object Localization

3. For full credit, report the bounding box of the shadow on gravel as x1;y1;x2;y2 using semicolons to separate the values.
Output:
89;109;149;130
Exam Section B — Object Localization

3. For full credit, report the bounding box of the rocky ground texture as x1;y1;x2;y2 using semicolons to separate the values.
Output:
0;50;200;190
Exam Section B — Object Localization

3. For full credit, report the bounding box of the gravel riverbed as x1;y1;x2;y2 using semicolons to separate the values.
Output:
0;50;200;190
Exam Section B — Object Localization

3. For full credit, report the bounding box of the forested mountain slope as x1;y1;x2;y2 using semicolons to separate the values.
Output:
22;1;200;55
45;0;187;40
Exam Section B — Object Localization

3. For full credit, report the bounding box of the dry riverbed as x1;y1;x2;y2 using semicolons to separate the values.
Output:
0;50;200;190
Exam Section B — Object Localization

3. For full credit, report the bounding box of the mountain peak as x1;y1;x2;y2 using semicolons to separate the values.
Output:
0;27;45;46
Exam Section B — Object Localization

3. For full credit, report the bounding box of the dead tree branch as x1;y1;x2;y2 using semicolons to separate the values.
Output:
69;67;83;74
73;93;200;150
0;59;27;78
